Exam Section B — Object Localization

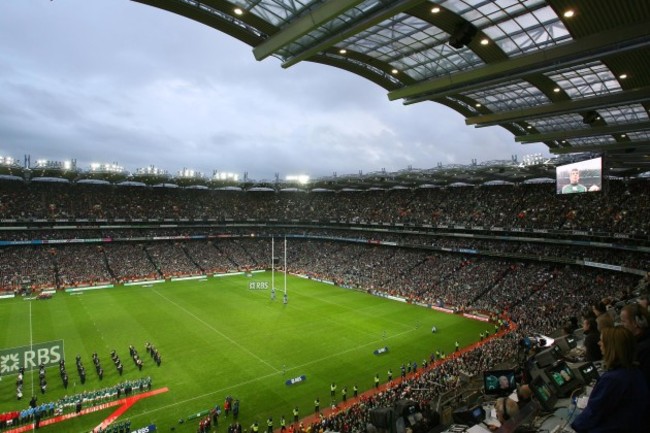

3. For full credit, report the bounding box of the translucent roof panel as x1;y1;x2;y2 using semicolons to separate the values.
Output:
344;14;449;61
342;13;484;81
325;54;402;86
275;0;386;59
546;61;622;99
439;0;572;56
181;0;266;38
510;123;527;134
527;113;585;132
236;0;317;27
626;131;650;141
446;96;480;115
462;79;551;111
598;104;650;125
568;136;617;146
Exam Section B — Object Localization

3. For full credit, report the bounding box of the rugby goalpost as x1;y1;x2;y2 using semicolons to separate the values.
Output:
271;237;287;295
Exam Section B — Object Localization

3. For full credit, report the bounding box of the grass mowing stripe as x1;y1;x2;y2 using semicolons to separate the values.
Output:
289;286;414;336
29;301;33;397
126;323;418;423
150;287;281;374
0;276;494;433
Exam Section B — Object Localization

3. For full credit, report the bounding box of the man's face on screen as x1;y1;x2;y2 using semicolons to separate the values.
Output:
569;170;580;184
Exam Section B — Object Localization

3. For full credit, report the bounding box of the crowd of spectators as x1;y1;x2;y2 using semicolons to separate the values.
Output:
0;247;56;291
0;179;648;432
54;244;112;288
1;179;649;235
1;227;648;276
293;266;641;433
145;242;202;279
0;238;643;314
310;335;519;433
103;243;159;283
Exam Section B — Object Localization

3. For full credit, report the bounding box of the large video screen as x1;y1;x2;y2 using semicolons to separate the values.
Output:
556;157;602;194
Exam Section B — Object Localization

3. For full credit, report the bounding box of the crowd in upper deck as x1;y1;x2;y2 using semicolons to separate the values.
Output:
1;179;649;235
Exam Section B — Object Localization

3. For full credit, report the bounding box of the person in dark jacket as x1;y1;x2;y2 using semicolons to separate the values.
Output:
571;326;650;433
582;317;602;362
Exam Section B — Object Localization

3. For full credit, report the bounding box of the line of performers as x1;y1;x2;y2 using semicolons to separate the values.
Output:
110;350;125;375
11;343;163;402
91;352;105;380
145;342;162;366
128;345;143;370
74;354;88;385
58;359;70;390
15;368;25;400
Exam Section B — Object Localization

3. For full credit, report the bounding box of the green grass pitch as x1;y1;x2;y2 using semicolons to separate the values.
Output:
0;272;493;432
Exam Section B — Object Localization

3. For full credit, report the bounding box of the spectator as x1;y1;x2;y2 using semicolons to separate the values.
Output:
571;327;650;432
619;303;650;385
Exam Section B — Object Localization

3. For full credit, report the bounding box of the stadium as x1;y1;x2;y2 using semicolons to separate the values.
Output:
1;1;650;433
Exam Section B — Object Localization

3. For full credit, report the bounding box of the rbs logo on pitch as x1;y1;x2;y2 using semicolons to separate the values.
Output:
0;340;64;375
249;281;269;290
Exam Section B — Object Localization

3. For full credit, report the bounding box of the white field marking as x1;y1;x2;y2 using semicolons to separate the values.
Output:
151;288;280;373
127;325;416;421
29;301;34;397
78;296;109;349
291;286;415;333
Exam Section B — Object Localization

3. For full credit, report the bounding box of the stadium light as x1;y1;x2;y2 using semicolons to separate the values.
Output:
286;175;310;184
136;165;168;176
0;155;15;165
89;162;125;173
522;153;546;166
177;168;203;178
213;171;239;181
32;159;77;170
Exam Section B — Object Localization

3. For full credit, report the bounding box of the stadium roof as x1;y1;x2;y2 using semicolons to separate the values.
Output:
0;152;606;190
131;0;650;177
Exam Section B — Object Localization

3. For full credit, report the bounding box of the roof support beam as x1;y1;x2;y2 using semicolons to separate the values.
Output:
388;22;650;102
132;0;270;46
253;0;365;61
516;120;650;143
281;0;426;68
550;140;650;154
465;87;650;127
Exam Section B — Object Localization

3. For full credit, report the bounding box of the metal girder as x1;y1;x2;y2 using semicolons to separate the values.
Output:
281;0;426;68
252;0;365;61
466;87;650;127
388;21;650;103
516;120;650;143
132;0;268;46
550;140;650;154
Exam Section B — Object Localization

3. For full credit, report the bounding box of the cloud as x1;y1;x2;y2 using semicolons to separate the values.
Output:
0;0;550;180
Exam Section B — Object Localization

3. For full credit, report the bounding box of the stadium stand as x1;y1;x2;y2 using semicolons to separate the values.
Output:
0;179;648;432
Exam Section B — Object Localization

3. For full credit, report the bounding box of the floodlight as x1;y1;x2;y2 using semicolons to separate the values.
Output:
213;171;239;181
286;175;310;184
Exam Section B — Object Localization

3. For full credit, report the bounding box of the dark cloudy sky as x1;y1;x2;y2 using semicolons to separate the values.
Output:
0;0;550;181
